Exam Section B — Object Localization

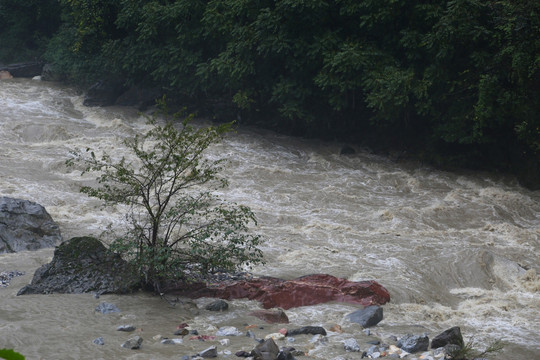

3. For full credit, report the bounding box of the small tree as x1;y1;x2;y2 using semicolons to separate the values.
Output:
67;105;264;291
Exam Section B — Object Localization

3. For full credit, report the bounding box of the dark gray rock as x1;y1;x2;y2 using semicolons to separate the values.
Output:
277;349;296;360
117;325;136;332
251;338;280;360
343;338;361;352
41;63;65;82
121;335;143;349
83;79;127;107
0;62;43;78
200;346;218;358
17;236;140;295
287;326;326;337
205;299;229;312
431;326;464;349
95;302;121;314
397;334;429;353
346;305;383;328
0;197;62;253
114;85;161;110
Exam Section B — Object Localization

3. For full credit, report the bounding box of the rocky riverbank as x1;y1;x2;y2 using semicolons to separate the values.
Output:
87;297;493;360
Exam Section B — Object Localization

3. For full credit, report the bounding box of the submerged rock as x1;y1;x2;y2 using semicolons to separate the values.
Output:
95;302;121;314
249;309;289;324
17;236;140;295
205;299;229;312
0;197;62;253
178;274;390;309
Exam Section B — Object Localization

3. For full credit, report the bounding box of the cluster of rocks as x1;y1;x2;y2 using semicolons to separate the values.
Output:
90;297;476;360
0;270;25;288
0;61;161;110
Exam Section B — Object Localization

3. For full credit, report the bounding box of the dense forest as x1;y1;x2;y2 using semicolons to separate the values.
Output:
1;0;539;188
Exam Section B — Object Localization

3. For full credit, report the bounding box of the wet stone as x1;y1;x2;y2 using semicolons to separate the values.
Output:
95;302;121;314
287;326;327;337
205;299;229;312
117;325;136;332
347;305;383;328
216;326;242;336
200;346;218;358
121;335;143;349
344;338;361;352
431;326;464;349
397;334;429;353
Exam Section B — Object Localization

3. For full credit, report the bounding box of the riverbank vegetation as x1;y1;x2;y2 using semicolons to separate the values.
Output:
1;0;539;188
66;104;264;291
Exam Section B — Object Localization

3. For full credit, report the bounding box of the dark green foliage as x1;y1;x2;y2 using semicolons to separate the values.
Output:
2;0;539;185
66;104;264;290
0;0;61;62
0;349;25;360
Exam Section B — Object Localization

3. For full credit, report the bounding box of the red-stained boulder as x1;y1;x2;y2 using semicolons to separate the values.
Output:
177;274;390;310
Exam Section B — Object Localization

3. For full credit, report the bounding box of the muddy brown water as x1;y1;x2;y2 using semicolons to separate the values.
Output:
1;79;539;359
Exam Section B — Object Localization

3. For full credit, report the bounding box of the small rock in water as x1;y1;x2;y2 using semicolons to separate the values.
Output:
235;350;251;357
93;337;105;346
205;299;229;312
309;334;328;345
0;270;25;288
249;309;289;324
251;338;280;359
121;335;143;349
216;326;243;336
264;332;285;341
431;326;464;349
174;328;189;336
397;334;429;353
344;338;361;352
95;302;121;314
161;338;183;344
117;325;136;332
199;346;218;358
347;305;383;328
287;326;327;337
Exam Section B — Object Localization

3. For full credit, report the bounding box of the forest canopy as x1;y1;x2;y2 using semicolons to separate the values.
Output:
1;0;539;187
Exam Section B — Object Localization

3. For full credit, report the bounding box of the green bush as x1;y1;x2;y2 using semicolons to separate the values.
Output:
67;103;264;291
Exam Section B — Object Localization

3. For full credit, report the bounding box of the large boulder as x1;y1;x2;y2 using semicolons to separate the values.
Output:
0;197;61;253
177;274;390;309
17;236;140;295
83;79;127;107
346;305;384;327
40;63;65;82
0;62;43;78
114;85;162;110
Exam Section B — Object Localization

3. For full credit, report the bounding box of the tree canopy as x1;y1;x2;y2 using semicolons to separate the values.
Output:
1;0;538;187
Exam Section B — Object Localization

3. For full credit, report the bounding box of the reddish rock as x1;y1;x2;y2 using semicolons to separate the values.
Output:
249;309;289;324
176;274;390;310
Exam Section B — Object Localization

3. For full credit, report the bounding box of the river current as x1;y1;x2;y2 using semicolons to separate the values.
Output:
0;79;539;359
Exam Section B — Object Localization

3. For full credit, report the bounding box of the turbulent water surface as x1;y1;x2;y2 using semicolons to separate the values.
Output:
1;79;539;359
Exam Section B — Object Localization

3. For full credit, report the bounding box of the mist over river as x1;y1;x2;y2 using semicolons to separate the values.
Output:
1;79;539;359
